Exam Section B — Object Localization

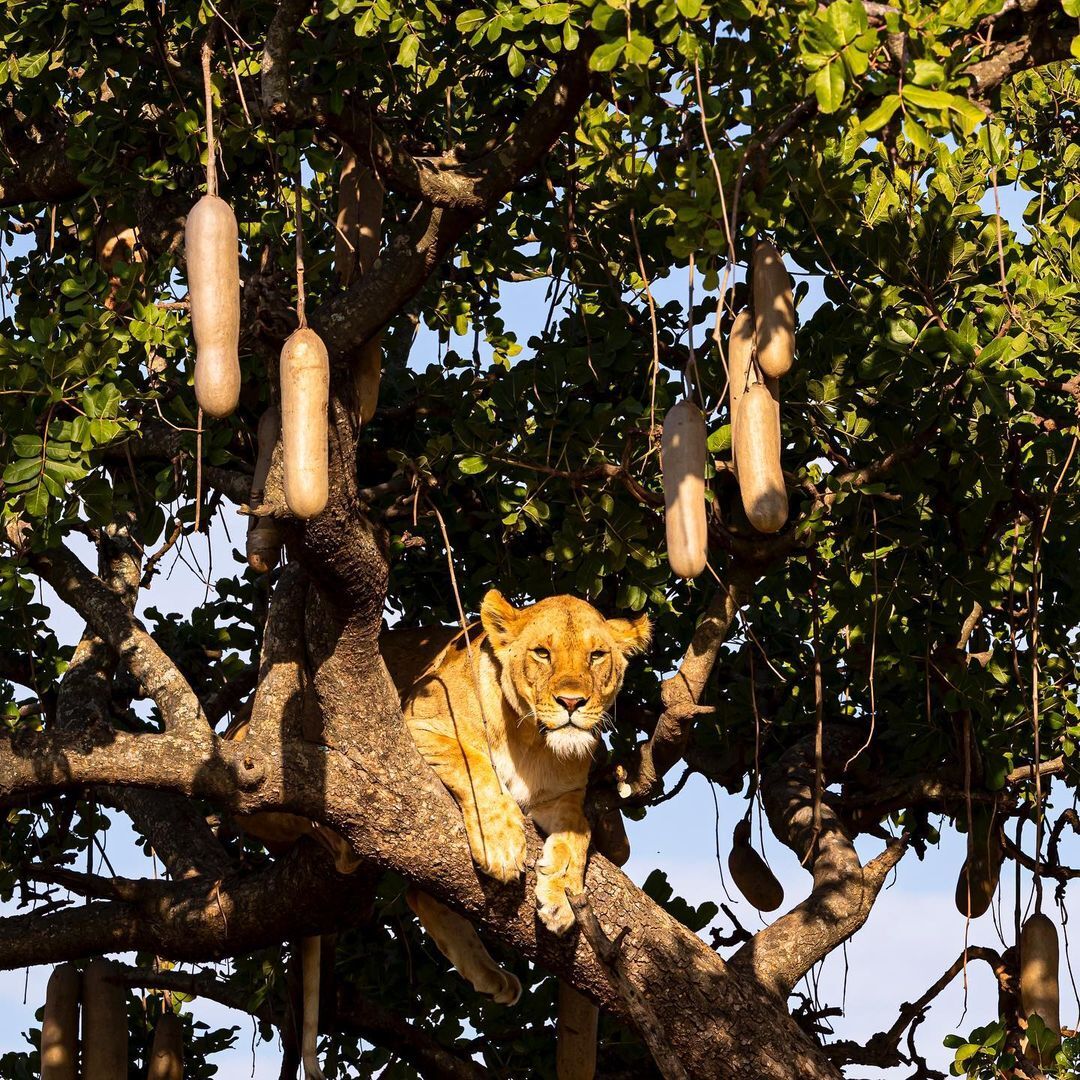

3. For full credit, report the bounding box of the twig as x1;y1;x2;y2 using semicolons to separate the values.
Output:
295;169;307;328
201;38;218;197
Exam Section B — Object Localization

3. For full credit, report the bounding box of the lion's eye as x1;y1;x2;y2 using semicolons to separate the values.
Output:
590;651;608;664
532;647;551;661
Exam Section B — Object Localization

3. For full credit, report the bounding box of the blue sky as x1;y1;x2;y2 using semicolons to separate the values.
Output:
1;175;1076;1077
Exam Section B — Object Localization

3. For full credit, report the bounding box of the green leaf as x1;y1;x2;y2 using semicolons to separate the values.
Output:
624;31;654;65
3;458;42;486
396;34;419;68
910;59;945;87
457;456;488;475
507;45;525;77
10;435;42;458
454;9;486;32
858;93;900;134
902;85;955;110
589;40;625;72
539;2;570;23
811;61;845;113
18;52;49;80
903;115;932;152
825;0;868;42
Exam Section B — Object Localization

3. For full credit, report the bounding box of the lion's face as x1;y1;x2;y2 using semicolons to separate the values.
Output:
480;590;651;758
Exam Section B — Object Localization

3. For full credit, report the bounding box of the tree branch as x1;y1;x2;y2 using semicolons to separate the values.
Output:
0;712;842;1078
48;520;232;881
314;48;591;359
569;892;690;1080
966;12;1073;96
109;959;492;1079
731;728;909;997
28;540;210;739
603;568;753;806
828;946;1006;1070
0;842;375;968
106;426;253;505
0;136;83;208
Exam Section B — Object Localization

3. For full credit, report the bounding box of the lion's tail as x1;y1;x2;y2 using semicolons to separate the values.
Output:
301;935;325;1080
556;980;598;1080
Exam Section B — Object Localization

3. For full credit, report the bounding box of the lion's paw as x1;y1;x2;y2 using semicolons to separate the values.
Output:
490;969;523;1006
471;796;527;884
535;874;576;936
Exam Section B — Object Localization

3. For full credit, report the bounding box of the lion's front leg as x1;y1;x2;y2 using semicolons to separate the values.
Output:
530;792;591;936
407;724;527;884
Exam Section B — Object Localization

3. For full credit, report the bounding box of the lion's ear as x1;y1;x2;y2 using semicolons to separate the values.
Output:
481;590;523;651
607;613;652;656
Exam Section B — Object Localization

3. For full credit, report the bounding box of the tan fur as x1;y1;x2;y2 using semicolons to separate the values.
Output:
386;591;648;1078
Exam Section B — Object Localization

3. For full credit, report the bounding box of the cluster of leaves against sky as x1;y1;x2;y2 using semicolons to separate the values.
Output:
0;0;1080;1076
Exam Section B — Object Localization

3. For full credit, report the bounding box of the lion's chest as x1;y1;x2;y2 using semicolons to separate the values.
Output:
491;741;579;813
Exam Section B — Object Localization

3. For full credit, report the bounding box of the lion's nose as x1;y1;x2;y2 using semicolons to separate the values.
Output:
555;695;587;715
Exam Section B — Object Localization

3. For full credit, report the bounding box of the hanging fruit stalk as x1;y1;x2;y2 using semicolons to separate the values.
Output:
728;818;784;912
147;1011;184;1080
1020;913;1060;1065
41;964;79;1080
753;239;795;378
247;405;282;573
187;42;240;418
301;936;324;1080
662;399;708;578
953;806;1003;919
734;382;787;534
83;960;128;1080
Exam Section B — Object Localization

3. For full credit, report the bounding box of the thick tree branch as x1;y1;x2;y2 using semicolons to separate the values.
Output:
967;13;1073;96
0;843;375;968
261;0;311;120
0;136;83;209
731;728;909;997
314;49;591;359
106;426;253;505
0;694;840;1079
49;520;232;880
335;986;493;1080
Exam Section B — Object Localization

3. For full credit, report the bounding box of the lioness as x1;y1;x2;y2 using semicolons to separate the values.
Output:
383;589;650;1009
